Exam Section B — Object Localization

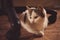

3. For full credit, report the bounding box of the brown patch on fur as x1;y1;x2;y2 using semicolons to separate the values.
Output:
34;9;45;18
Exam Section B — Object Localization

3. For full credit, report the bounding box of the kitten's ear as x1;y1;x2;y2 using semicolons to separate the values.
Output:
37;6;43;11
37;6;44;14
37;6;45;17
26;6;30;10
26;6;32;13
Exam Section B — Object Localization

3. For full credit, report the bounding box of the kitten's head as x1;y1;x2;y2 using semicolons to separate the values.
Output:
25;6;45;23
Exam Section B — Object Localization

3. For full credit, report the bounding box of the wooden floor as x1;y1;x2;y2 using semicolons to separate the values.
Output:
0;10;60;40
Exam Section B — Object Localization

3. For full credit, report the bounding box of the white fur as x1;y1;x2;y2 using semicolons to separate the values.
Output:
43;8;48;28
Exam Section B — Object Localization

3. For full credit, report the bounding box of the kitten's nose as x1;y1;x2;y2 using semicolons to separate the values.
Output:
30;19;34;23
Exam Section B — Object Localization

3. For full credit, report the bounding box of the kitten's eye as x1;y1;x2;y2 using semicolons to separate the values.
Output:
34;16;38;19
